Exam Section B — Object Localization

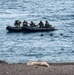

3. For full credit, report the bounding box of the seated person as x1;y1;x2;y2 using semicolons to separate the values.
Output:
14;20;21;27
23;20;28;27
38;20;44;28
30;21;36;27
45;21;52;28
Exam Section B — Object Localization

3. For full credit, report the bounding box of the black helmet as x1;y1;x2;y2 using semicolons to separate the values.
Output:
15;20;21;23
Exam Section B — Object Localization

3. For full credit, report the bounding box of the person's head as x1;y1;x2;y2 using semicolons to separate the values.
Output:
31;21;33;23
23;20;27;23
40;20;43;24
15;20;21;24
40;20;42;22
45;20;48;23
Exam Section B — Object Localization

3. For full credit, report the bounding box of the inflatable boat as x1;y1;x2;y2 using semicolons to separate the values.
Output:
22;26;56;32
6;26;23;32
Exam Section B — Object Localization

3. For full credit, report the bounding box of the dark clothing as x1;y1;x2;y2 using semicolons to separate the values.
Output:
38;21;44;28
45;23;51;28
30;22;36;27
45;21;52;28
14;23;20;27
14;20;21;27
23;22;28;26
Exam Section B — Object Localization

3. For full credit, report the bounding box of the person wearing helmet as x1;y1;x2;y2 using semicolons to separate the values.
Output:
23;20;28;27
38;20;44;28
45;21;52;28
14;20;21;27
30;21;36;27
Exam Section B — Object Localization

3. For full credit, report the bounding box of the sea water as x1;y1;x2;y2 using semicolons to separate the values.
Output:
0;0;74;63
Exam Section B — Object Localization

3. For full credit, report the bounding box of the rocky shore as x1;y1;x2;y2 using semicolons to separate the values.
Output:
0;60;74;75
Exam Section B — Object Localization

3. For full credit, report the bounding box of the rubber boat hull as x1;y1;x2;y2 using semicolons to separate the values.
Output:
6;26;23;32
22;26;56;32
6;26;56;32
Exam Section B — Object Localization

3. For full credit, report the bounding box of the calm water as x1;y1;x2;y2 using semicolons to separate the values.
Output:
0;0;74;63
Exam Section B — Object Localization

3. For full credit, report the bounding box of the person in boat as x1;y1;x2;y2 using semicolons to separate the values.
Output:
23;20;28;27
38;20;44;28
45;20;52;28
14;20;21;27
30;21;36;27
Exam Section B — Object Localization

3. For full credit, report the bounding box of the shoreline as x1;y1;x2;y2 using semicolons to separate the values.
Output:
0;60;74;75
1;60;74;65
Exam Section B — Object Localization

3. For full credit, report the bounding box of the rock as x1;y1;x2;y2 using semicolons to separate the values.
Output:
26;61;50;67
0;60;8;64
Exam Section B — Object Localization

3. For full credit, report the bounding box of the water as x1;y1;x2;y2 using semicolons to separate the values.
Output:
0;0;74;63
